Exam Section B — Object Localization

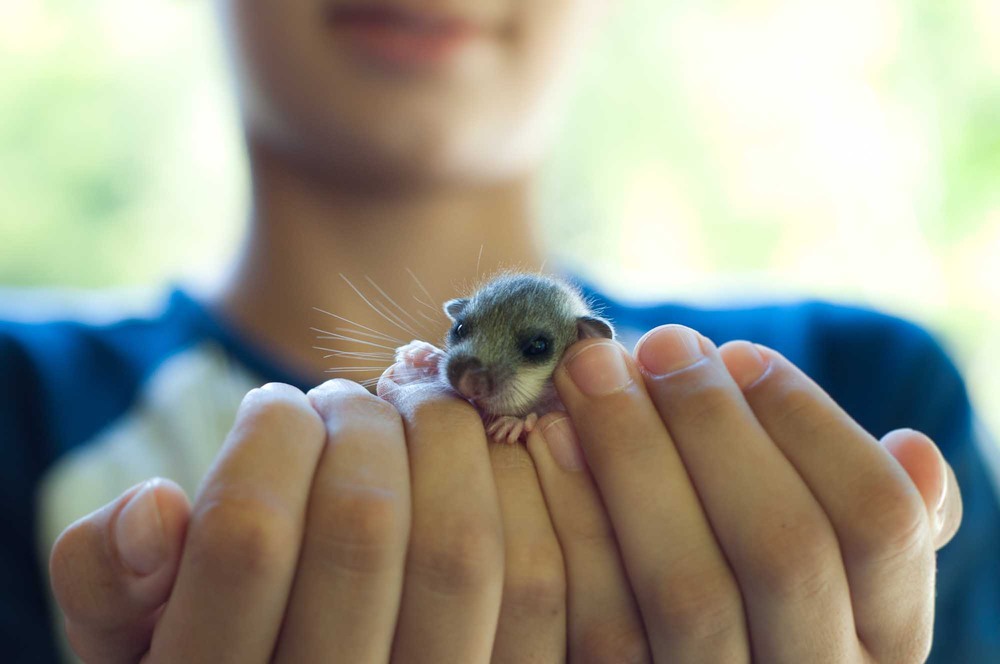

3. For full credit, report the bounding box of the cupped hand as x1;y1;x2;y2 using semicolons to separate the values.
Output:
49;373;567;663
526;325;962;663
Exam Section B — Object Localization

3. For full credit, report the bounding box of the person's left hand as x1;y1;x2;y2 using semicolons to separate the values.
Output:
525;324;963;663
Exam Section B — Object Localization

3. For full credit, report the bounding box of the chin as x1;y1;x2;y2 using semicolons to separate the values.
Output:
315;84;557;186
253;99;541;190
242;50;549;188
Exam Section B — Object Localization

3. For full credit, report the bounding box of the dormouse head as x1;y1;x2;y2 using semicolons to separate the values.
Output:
441;273;614;417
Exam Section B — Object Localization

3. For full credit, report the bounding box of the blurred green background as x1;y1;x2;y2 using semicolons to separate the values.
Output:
1;0;998;443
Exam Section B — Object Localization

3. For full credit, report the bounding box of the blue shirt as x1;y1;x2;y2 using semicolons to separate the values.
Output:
1;283;997;662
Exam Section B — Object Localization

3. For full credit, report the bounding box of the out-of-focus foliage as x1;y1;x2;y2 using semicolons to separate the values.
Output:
1;0;998;439
545;0;1000;441
0;0;245;288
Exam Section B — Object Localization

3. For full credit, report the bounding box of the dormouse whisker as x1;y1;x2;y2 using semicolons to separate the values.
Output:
365;275;439;338
311;312;405;345
332;326;401;343
339;273;417;338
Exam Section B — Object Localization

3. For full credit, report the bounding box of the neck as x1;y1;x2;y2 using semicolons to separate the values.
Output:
210;140;547;387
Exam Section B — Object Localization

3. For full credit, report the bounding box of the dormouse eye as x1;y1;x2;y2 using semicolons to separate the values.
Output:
450;321;469;343
521;335;552;361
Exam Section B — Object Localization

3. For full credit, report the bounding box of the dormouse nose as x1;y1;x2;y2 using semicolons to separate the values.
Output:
447;357;493;400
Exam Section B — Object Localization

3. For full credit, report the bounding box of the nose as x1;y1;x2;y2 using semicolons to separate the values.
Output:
447;356;493;400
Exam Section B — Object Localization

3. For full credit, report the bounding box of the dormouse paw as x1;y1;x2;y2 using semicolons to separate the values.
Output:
395;340;445;374
486;413;539;445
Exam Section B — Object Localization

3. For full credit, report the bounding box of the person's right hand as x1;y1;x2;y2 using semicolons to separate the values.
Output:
49;376;567;663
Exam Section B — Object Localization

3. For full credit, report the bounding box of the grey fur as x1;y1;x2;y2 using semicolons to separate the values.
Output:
441;273;615;416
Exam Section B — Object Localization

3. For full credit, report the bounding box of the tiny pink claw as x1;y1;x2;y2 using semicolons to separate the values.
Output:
489;416;519;444
490;425;507;444
485;415;531;444
506;421;523;445
524;413;538;432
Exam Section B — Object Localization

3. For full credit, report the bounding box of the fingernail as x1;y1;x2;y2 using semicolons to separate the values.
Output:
934;447;949;532
565;342;632;397
636;326;705;377
543;416;586;472
727;342;770;389
115;479;168;576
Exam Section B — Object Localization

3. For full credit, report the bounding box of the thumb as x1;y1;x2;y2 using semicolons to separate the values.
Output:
49;478;190;664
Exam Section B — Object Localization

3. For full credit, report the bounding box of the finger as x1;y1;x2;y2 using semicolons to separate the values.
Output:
146;383;327;663
937;462;962;548
631;328;859;662
551;338;750;662
272;380;411;663
719;341;935;662
50;479;189;664
488;438;567;664
379;365;505;663
879;429;962;549
527;413;651;664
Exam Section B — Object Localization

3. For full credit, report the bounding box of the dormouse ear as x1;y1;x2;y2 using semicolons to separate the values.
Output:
444;298;469;320
576;315;615;340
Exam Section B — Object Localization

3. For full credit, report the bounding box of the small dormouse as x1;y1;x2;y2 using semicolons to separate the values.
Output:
395;272;615;444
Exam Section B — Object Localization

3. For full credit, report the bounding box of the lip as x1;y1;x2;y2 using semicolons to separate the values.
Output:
325;4;487;70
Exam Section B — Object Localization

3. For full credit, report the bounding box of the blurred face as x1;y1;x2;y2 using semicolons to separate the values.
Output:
215;0;606;188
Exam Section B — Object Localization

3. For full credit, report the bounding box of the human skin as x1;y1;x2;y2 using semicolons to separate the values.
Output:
48;0;963;662
48;340;962;662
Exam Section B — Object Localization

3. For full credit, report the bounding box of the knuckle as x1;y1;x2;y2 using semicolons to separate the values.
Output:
648;564;743;642
843;474;929;568
329;392;401;432
489;439;536;470
408;396;480;430
502;542;565;615
313;484;408;573
49;521;112;626
762;377;850;452
408;517;503;595
237;390;324;441
766;381;822;432
362;393;402;421
746;515;837;601
677;382;736;430
894;620;935;664
562;509;616;545
576;619;652;664
64;618;104;664
188;495;296;579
